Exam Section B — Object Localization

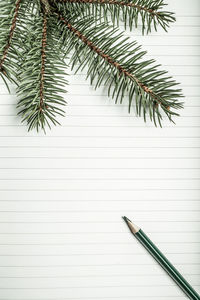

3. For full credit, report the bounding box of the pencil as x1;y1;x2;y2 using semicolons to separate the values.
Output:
122;216;200;300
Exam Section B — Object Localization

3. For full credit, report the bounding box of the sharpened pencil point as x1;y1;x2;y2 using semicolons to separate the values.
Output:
123;216;132;223
122;216;140;234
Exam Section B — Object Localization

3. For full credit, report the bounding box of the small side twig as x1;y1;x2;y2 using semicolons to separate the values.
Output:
54;0;159;16
40;0;51;13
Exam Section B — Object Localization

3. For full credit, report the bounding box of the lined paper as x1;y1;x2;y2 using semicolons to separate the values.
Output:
0;0;200;299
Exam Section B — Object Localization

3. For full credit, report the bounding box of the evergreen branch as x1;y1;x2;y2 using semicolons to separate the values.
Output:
0;0;184;131
56;0;159;14
52;0;175;33
59;14;157;101
17;13;68;132
0;0;22;83
57;13;183;126
0;0;22;70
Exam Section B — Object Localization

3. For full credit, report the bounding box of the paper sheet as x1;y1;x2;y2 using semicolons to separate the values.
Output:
0;0;199;299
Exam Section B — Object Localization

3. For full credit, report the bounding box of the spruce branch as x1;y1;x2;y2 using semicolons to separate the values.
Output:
52;0;175;33
0;0;21;70
0;0;22;86
59;14;155;96
0;0;183;131
56;0;159;13
57;13;183;126
17;12;68;131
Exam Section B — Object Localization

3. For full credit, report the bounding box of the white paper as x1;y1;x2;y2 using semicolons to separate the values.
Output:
0;0;199;299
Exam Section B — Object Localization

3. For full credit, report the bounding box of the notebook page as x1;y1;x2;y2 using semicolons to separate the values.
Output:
0;0;199;299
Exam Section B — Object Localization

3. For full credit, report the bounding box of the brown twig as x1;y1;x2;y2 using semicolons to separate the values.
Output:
40;14;47;111
56;0;158;16
0;0;22;73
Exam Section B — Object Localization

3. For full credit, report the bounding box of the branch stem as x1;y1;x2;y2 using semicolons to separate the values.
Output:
40;14;47;111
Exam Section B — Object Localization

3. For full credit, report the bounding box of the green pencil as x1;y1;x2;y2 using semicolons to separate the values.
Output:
122;216;200;300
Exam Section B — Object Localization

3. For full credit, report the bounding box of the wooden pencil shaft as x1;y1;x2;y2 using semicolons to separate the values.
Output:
135;229;200;300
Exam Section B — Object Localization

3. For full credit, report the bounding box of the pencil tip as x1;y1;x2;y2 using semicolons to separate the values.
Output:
123;216;132;223
122;216;128;224
122;216;140;234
